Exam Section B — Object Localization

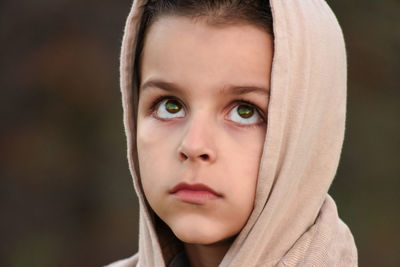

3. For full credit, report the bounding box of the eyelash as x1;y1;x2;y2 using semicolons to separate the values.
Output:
148;95;266;128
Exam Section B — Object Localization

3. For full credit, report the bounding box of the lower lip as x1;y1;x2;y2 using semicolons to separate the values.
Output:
172;189;220;205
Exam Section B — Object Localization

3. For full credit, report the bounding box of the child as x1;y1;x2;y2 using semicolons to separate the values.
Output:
109;0;358;266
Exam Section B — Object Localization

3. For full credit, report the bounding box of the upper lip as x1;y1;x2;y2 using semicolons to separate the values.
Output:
169;182;222;197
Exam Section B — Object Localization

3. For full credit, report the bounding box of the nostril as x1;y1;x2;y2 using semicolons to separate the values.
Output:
179;152;188;161
200;154;209;160
178;150;211;162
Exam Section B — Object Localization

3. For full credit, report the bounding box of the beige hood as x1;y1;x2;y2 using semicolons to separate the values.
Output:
111;0;358;266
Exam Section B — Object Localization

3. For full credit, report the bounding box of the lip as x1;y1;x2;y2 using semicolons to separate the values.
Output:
169;182;222;205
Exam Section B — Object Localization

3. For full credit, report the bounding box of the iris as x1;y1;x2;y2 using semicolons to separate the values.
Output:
237;105;254;118
165;99;181;113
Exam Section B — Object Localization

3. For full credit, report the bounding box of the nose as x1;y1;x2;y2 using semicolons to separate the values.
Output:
177;116;217;163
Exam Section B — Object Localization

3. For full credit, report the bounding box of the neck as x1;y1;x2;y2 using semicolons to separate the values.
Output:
184;237;234;267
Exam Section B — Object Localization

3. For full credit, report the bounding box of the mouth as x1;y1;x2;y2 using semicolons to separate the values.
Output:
169;182;222;205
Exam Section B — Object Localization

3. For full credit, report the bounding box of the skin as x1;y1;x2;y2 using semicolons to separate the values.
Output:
137;16;273;267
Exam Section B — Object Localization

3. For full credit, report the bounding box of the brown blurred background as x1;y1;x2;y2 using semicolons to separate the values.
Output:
1;0;399;266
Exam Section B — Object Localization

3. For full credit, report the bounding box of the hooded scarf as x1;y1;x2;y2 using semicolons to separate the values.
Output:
108;0;358;266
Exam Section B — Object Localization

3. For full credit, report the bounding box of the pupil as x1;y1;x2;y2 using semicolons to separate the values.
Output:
166;100;181;113
238;105;253;118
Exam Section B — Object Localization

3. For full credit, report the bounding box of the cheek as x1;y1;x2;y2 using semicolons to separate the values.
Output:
137;119;167;183
137;116;174;159
213;134;265;238
136;118;182;194
225;129;266;201
226;127;266;173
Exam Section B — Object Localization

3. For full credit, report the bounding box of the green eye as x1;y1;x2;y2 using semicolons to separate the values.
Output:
155;98;185;119
237;104;254;118
227;102;262;125
165;99;182;113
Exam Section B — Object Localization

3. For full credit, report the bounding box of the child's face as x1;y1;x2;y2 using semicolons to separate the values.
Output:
137;16;273;245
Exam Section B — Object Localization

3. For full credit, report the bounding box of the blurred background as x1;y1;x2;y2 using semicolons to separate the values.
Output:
1;0;399;266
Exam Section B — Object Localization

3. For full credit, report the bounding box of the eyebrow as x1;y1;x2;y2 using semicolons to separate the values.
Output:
140;79;270;96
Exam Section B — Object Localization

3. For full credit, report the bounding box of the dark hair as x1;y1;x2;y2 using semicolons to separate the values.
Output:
133;0;273;98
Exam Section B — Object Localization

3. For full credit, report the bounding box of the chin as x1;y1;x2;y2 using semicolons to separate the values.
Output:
173;229;223;245
168;218;236;245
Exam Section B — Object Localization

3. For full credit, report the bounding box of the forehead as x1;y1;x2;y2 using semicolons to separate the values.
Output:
140;15;274;94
